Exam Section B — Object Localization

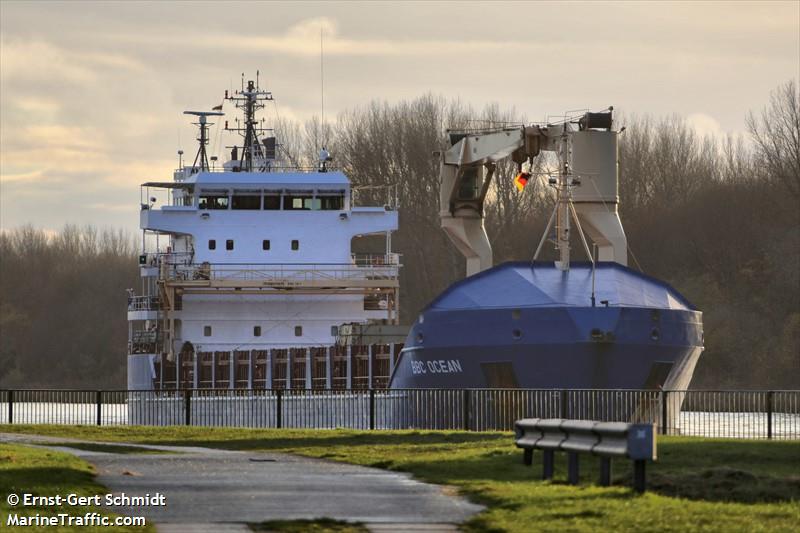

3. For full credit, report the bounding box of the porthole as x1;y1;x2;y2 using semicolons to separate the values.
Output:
416;332;424;343
512;329;522;340
651;328;660;341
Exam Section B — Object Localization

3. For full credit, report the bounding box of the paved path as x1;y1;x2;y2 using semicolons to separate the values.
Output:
1;433;482;532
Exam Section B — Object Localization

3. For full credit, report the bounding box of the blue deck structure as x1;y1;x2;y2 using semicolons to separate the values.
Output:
390;262;703;390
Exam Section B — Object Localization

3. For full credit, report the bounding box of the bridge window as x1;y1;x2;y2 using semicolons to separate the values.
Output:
319;195;344;210
254;326;262;337
294;326;303;337
291;240;299;251
263;195;281;210
284;195;313;210
199;195;229;210
226;239;234;250
208;239;216;250
262;239;270;250
204;326;212;337
232;195;261;210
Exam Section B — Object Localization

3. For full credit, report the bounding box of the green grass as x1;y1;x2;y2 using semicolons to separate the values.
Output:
4;425;800;532
0;442;153;532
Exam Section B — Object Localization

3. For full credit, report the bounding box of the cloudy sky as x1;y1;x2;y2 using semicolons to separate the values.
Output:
1;1;798;234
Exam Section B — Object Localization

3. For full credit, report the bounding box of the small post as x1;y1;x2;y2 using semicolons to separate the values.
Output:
633;460;646;493
184;389;192;426
346;346;353;390
767;391;774;440
542;450;555;480
96;391;102;426
599;457;612;486
660;389;668;435
560;389;568;419
8;390;13;424
567;452;579;485
523;448;533;466
462;389;471;431
276;389;283;429
369;389;376;430
325;346;332;389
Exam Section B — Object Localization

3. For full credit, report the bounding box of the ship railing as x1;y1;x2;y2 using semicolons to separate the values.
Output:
161;260;400;284
351;184;399;210
351;253;401;266
127;295;161;312
140;251;194;268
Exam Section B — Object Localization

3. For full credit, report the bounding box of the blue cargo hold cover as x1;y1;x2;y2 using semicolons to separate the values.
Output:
430;262;695;311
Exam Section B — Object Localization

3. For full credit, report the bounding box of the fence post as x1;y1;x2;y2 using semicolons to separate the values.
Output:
276;389;283;429
96;391;102;426
462;389;471;431
7;390;13;424
633;460;647;493
567;452;580;485
184;389;192;426
660;390;668;435
542;450;555;480
369;389;376;430
767;390;774;440
560;389;568;419
599;457;612;486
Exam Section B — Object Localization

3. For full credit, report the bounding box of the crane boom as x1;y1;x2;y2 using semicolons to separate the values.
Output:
439;110;627;277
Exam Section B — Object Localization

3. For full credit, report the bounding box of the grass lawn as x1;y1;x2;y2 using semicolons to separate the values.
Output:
0;442;154;532
3;425;800;532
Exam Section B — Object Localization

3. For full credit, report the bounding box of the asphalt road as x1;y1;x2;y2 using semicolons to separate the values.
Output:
1;433;483;532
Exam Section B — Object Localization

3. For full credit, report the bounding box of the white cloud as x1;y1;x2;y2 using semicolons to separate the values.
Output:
686;113;724;139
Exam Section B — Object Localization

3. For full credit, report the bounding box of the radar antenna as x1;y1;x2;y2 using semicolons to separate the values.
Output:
184;111;224;173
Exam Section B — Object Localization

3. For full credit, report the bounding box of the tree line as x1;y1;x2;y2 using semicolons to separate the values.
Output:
1;81;797;389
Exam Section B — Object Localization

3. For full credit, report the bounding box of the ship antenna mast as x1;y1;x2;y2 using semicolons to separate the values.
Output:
224;72;273;171
320;27;325;146
183;110;224;172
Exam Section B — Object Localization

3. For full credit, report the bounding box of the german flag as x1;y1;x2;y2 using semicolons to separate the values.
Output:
514;172;531;192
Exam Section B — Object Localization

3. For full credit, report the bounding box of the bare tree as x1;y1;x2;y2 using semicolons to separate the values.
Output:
747;80;800;199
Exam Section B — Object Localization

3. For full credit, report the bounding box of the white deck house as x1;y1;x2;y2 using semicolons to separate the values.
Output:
127;79;400;390
128;169;400;390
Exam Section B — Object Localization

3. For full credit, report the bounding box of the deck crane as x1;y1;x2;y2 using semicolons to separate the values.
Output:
438;109;628;276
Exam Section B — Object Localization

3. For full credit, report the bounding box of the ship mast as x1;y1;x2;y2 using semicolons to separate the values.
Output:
183;111;224;172
224;73;274;171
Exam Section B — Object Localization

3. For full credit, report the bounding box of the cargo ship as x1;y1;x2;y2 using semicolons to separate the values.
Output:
390;110;704;391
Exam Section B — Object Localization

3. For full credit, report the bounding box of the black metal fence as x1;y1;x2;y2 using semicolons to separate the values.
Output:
1;389;798;440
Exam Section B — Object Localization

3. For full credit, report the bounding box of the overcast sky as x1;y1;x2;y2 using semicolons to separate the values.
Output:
1;1;798;234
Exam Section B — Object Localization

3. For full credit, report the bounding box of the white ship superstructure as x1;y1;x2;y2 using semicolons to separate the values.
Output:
127;77;400;390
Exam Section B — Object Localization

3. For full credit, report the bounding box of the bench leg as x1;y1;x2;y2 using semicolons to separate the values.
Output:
567;452;579;485
599;457;612;486
523;448;533;466
542;450;554;480
633;460;646;493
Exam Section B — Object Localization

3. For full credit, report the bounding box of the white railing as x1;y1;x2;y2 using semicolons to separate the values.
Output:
161;256;401;284
127;296;161;312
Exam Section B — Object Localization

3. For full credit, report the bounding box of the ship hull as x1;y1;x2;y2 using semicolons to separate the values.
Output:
390;306;703;391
